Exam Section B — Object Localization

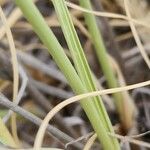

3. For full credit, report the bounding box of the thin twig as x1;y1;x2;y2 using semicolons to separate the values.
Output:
3;65;28;123
27;77;78;138
0;48;79;139
31;79;73;99
0;93;83;149
17;51;67;84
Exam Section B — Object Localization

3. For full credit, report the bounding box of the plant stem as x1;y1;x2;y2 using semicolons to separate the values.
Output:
0;117;17;148
14;0;119;149
52;0;119;149
79;0;128;129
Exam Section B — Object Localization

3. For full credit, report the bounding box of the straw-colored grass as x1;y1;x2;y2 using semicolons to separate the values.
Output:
34;80;150;150
0;6;19;147
124;0;150;69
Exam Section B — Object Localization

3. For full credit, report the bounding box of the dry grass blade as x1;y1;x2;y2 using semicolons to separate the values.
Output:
17;51;67;84
0;93;83;149
108;55;136;130
14;14;90;39
129;130;150;139
0;6;19;146
65;1;150;29
83;133;97;150
3;65;28;123
0;0;37;40
65;132;93;149
109;133;150;149
71;14;90;39
123;0;150;69
34;80;150;150
0;7;22;40
85;132;150;149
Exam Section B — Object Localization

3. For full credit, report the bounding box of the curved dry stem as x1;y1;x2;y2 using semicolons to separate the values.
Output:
83;132;150;149
109;133;150;148
0;6;19;146
15;14;90;39
3;65;28;123
65;1;150;29
0;7;22;40
34;80;150;150
124;0;150;69
83;133;97;150
71;14;90;39
108;55;136;130
0;0;37;40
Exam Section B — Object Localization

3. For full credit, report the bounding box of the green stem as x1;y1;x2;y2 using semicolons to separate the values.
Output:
79;0;124;123
52;0;119;149
52;0;108;130
14;0;119;149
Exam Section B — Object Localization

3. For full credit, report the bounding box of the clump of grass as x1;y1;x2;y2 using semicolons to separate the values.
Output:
15;0;119;149
51;0;119;149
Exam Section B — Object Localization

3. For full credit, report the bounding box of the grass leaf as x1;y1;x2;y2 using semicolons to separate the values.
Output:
0;117;16;148
14;0;119;149
79;0;135;131
51;0;119;149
